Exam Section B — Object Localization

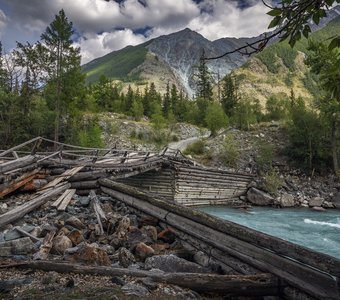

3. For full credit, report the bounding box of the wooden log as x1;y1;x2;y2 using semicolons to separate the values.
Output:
0;137;41;158
90;190;106;235
68;171;109;182
2;260;280;296
70;180;99;190
56;189;76;212
14;227;41;242
0;155;37;174
0;169;41;198
33;230;56;260
99;180;340;300
0;183;70;228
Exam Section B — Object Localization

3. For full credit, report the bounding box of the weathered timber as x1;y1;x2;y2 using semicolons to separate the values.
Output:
90;190;106;235
57;189;76;211
33;230;56;260
99;179;340;300
70;180;99;190
2;261;280;296
0;183;70;228
0;169;41;198
68;171;110;182
0;155;37;174
0;137;41;158
14;227;41;242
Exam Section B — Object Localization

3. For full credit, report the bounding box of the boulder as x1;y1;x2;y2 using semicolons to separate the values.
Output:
247;187;274;206
122;282;150;297
309;197;324;207
0;237;34;255
311;206;326;212
134;242;155;261
52;236;73;254
65;243;111;266
118;247;135;268
279;194;295;207
141;226;158;242
65;216;86;230
4;225;36;241
157;228;176;244
67;229;84;246
331;192;340;209
145;254;207;273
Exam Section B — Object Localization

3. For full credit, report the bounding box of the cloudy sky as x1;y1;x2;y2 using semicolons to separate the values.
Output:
0;0;273;64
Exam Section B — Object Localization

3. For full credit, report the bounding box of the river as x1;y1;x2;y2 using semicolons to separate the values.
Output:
198;206;340;259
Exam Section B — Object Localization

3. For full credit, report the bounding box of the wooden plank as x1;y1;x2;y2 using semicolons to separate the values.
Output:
0;184;70;228
40;166;83;191
51;189;72;208
0;169;41;198
57;189;76;211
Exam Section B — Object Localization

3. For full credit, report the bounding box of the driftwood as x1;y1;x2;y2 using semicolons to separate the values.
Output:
0;183;70;228
0;169;41;198
1;260;280;296
99;179;340;300
33;230;56;260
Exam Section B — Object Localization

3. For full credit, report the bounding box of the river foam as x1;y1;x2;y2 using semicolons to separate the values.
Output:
304;218;340;229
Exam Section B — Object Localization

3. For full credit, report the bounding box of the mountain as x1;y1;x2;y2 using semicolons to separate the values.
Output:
82;6;340;97
232;12;340;107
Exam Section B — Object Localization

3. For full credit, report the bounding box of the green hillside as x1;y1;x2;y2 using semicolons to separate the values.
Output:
82;41;152;83
232;16;340;106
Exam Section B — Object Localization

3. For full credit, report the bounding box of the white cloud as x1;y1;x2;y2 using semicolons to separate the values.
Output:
0;9;7;37
188;0;272;40
78;29;147;64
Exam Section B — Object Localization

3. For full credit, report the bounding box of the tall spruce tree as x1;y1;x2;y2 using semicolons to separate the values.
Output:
195;50;213;101
40;9;84;144
221;74;238;117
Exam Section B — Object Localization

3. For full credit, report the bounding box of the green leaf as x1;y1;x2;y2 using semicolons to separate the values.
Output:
312;13;320;25
325;0;334;5
302;25;311;38
329;37;340;50
267;9;281;17
268;16;281;29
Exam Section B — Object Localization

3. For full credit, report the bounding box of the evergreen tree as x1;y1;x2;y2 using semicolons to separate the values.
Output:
170;84;179;116
221;74;238;116
40;9;85;144
195;51;213;101
163;81;171;117
125;84;134;114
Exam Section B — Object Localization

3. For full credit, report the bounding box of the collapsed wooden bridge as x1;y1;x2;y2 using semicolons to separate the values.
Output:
1;137;339;299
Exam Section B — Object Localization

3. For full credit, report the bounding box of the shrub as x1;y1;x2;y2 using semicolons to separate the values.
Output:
205;102;228;136
263;170;283;195
220;134;240;168
183;139;206;156
256;140;274;174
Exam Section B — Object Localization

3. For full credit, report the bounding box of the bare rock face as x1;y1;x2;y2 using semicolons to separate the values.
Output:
247;187;274;206
309;197;324;207
52;236;73;254
280;194;295;207
65;243;111;266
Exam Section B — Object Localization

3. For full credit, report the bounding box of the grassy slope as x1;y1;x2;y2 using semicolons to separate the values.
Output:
233;16;340;107
82;41;152;83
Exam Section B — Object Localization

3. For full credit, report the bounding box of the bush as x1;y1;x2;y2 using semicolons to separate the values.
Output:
205;102;228;136
256;140;274;174
77;122;104;148
183;139;206;156
265;93;289;121
263;170;283;195
232;98;262;130
220;134;240;168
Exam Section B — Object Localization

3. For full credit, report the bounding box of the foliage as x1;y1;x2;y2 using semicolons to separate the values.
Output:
77;120;104;148
263;170;283;195
256;140;275;174
221;74;239;116
204;102;228;136
265;93;289;121
220;134;240;168
183;139;206;156
194;51;213;101
232;98;262;130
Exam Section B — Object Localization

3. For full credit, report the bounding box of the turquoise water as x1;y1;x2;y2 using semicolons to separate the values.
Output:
198;206;340;259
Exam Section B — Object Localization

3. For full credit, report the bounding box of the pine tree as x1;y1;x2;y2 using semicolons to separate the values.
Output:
195;51;213;101
170;84;179;116
40;9;85;144
163;81;171;117
221;74;238;117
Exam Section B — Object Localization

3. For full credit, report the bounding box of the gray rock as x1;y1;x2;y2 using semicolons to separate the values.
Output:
331;192;340;209
65;216;86;230
118;247;136;268
122;282;150;297
4;225;35;241
312;206;326;212
0;237;34;255
280;194;295;207
77;196;91;207
309;197;324;207
247;187;274;206
145;254;207;273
